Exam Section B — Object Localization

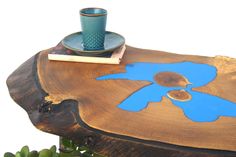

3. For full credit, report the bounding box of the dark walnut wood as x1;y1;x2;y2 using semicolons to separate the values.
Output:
7;45;236;157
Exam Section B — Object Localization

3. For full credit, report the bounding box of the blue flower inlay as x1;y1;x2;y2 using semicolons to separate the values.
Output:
96;62;236;122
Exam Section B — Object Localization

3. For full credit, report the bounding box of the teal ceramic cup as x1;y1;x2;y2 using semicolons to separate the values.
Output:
80;8;107;50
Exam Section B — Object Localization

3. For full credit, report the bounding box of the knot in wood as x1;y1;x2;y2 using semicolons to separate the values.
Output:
154;72;191;87
167;90;192;102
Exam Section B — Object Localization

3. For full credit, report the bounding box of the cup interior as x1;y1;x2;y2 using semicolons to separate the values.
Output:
80;8;107;16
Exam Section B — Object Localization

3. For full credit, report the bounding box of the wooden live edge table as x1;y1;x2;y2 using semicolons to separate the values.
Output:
7;45;236;157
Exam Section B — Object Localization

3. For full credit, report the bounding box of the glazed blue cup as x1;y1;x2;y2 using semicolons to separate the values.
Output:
80;8;107;50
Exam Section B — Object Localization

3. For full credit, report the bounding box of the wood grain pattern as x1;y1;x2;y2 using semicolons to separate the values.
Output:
7;45;236;157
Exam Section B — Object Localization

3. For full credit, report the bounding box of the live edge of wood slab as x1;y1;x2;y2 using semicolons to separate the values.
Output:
6;45;236;157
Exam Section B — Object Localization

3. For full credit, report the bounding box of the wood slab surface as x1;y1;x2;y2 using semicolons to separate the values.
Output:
7;45;236;157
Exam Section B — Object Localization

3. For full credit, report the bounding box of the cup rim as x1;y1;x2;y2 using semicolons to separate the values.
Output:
80;7;107;17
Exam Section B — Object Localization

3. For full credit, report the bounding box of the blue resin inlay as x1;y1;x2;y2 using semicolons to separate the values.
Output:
96;62;236;122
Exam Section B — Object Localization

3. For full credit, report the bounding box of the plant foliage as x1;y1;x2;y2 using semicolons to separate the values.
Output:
4;138;105;157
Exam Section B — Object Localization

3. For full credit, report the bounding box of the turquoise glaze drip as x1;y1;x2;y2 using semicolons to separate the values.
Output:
96;62;236;122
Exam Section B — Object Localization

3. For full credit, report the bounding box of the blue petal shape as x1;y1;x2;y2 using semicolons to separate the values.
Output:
118;84;166;111
170;90;236;122
96;62;236;122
